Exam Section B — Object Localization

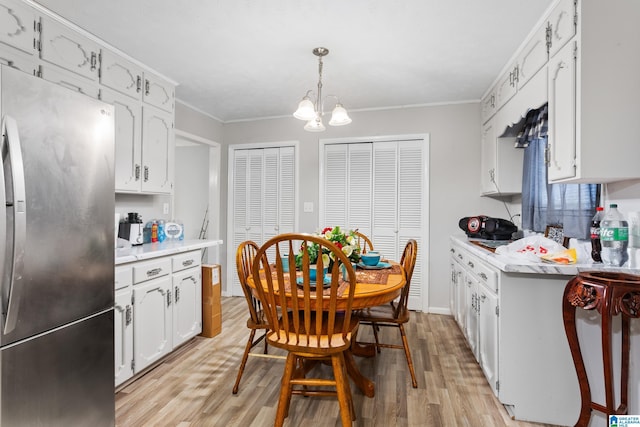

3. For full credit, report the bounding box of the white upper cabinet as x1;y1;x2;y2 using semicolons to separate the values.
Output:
141;105;174;193
38;63;99;98
516;24;549;89
100;49;143;100
495;63;518;111
38;16;100;81
480;88;497;124
0;0;36;55
547;0;640;183
547;0;576;58
143;70;174;112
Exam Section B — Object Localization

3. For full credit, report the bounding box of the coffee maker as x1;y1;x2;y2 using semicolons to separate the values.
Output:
118;212;144;245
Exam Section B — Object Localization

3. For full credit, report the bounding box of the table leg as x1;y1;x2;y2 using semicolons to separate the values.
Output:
344;349;375;397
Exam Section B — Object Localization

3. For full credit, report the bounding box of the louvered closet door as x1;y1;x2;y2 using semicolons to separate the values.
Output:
372;142;399;260
321;143;372;234
397;141;424;310
323;144;349;227
230;146;297;296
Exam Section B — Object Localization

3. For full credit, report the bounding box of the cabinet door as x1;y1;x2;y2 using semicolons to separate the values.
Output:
143;71;174;112
495;65;518;110
479;283;499;397
115;287;133;386
100;49;143;100
372;142;399;260
38;63;100;99
133;275;172;372
480;120;496;194
0;44;37;75
455;261;466;329
480;89;496;124
547;41;577;182
464;274;479;361
39;16;99;81
102;88;143;192
0;0;37;55
516;24;548;89
547;0;576;58
141;105;174;193
172;267;202;348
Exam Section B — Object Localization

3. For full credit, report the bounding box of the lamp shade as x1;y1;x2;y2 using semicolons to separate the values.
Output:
328;103;352;126
293;97;316;121
304;115;326;132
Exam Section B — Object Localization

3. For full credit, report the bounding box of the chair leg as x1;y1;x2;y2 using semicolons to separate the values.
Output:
232;329;257;394
371;322;381;354
331;353;354;426
275;353;296;427
399;324;418;388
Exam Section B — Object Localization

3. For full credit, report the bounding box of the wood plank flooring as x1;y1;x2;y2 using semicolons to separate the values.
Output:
115;297;556;426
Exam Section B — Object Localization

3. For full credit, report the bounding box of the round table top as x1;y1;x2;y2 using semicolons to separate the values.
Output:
247;261;406;310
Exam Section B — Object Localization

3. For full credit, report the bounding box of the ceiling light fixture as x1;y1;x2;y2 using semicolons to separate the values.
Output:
293;47;352;132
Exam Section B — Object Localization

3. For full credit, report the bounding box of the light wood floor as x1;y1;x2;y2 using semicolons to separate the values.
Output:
115;297;555;427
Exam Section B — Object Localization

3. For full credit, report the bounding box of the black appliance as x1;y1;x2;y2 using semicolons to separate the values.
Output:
459;215;517;240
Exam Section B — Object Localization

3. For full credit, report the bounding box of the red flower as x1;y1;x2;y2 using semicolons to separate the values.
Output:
335;242;343;249
322;227;333;234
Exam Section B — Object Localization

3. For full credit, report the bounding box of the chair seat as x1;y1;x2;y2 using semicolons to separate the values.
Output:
267;312;359;355
355;303;409;324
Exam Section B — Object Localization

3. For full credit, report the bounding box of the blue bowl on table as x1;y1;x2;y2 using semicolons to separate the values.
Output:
360;251;381;266
309;265;328;282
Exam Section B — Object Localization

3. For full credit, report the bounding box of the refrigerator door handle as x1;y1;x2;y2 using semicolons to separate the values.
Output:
1;116;27;335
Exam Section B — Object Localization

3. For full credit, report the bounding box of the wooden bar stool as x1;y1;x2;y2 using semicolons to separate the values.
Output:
562;271;640;426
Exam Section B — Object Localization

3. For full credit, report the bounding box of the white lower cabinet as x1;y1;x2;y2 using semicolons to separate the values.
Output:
450;238;580;425
115;250;202;387
114;265;134;387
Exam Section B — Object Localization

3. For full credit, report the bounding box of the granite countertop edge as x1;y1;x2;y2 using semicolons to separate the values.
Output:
115;239;223;265
450;234;640;276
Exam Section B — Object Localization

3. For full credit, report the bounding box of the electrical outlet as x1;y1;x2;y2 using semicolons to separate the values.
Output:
303;202;313;213
163;203;169;215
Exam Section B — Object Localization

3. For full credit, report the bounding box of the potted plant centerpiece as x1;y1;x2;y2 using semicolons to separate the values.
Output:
295;227;362;281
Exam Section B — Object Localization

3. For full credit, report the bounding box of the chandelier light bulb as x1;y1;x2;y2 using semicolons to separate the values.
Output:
293;96;316;121
329;103;352;126
304;115;326;132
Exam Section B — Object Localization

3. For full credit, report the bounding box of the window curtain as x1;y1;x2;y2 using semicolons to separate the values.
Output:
519;104;598;239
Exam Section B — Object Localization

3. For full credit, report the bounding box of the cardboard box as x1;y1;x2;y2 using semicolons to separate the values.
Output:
200;264;222;338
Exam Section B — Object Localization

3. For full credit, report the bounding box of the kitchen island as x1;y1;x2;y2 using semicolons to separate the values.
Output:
114;239;223;388
450;235;639;427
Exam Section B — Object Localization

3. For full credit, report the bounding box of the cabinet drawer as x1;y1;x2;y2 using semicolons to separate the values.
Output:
133;257;171;284
172;251;201;273
475;261;498;293
451;245;467;265
115;265;133;290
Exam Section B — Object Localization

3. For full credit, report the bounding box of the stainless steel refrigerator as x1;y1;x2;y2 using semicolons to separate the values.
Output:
1;65;115;426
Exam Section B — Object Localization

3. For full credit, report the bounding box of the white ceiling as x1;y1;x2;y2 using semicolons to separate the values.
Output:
32;0;554;123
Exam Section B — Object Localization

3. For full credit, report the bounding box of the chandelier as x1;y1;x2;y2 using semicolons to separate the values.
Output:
293;47;352;132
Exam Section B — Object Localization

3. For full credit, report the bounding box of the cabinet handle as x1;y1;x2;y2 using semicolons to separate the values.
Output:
458;254;463;260
145;79;150;96
480;294;486;302
90;52;97;71
544;145;551;166
143;166;149;182
125;305;132;325
146;267;161;278
182;259;194;267
166;291;172;307
135;164;141;180
513;66;519;84
175;287;180;303
136;76;142;93
450;248;455;253
468;261;474;269
509;71;514;87
479;272;488;280
490;94;495;108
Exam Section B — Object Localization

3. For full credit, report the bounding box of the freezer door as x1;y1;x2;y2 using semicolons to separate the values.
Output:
1;66;115;346
0;309;115;426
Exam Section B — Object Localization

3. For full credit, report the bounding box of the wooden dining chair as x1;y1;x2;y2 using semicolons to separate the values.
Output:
251;233;359;427
232;240;279;394
353;230;374;254
355;239;418;388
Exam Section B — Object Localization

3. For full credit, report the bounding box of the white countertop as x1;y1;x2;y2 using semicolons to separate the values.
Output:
451;234;640;276
115;239;223;265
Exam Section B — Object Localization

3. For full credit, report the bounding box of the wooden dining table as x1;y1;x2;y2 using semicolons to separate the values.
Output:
247;260;406;398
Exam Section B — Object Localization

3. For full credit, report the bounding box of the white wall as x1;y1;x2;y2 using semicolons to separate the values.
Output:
223;103;512;312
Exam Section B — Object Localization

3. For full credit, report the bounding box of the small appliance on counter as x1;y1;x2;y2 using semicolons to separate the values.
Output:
118;212;144;245
459;215;517;240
